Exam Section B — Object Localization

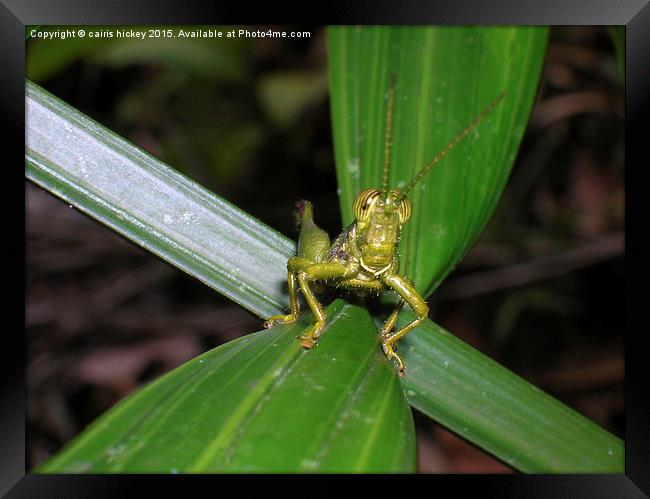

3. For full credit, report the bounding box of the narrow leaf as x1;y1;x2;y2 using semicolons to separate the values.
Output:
35;301;416;473
398;312;624;472
328;26;549;296
26;79;293;319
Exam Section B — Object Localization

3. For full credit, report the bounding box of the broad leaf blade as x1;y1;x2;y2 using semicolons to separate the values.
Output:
35;301;415;473
26;79;293;319
328;26;549;296
398;312;624;472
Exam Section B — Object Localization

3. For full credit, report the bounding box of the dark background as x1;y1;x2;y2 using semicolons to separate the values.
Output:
26;25;624;472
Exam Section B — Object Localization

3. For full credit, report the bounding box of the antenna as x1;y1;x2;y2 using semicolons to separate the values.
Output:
398;91;506;199
382;71;397;194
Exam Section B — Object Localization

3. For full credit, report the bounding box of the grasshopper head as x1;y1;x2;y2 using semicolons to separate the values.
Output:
352;188;411;268
353;188;412;225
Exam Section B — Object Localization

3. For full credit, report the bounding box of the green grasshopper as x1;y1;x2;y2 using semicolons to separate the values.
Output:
264;74;505;376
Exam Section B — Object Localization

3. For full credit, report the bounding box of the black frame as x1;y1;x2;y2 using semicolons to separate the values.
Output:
5;0;649;496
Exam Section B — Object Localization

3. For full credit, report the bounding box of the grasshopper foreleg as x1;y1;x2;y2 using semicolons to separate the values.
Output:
379;274;429;376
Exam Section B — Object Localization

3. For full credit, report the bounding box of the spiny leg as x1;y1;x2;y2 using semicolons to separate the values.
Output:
379;274;429;376
380;298;405;337
295;272;326;348
295;262;355;349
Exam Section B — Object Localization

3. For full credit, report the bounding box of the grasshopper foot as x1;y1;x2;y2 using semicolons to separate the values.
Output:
298;321;325;349
298;335;316;349
263;314;298;329
382;341;406;377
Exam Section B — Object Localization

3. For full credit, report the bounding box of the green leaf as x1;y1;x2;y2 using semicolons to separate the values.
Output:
396;311;623;472
35;300;416;473
26;79;292;319
328;26;549;297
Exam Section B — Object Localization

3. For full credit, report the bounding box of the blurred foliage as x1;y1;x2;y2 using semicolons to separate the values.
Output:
257;70;329;129
26;25;329;197
27;26;250;81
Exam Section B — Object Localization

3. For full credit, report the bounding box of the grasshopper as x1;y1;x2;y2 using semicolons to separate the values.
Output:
264;74;505;376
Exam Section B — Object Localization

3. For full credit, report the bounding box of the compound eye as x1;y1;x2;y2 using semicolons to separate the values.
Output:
353;188;380;220
398;197;412;223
